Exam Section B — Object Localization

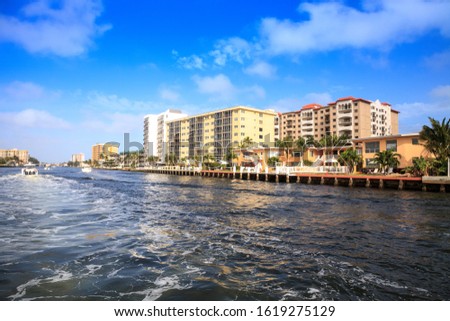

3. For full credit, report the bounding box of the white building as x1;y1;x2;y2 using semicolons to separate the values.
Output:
144;109;187;160
72;153;85;163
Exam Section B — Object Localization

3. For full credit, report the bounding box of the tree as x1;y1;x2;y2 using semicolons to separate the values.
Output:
29;156;40;165
267;156;279;167
239;137;254;148
419;117;450;176
338;148;361;173
374;150;401;174
295;137;307;166
405;156;433;177
276;136;295;165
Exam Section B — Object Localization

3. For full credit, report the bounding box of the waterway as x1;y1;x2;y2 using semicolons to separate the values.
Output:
0;167;449;300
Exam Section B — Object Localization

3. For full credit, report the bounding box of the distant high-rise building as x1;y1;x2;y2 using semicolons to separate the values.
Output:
143;109;187;161
71;153;85;163
279;97;399;141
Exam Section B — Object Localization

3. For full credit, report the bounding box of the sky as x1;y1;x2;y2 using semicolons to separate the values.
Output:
0;0;449;162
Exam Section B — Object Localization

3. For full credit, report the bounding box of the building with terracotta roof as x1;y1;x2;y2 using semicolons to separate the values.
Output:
279;97;399;141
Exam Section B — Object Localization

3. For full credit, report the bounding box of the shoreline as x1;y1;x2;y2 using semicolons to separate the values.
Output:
100;167;450;193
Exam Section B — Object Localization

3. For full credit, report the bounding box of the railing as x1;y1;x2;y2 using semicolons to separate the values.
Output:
281;165;349;174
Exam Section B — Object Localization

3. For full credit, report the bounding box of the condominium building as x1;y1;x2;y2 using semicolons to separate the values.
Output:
279;97;399;140
0;148;29;163
92;143;119;161
167;106;277;161
71;153;85;163
144;109;187;160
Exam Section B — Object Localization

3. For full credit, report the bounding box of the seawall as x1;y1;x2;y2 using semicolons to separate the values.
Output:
128;167;450;193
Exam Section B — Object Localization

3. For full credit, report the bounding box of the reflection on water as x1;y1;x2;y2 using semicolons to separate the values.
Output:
0;167;449;300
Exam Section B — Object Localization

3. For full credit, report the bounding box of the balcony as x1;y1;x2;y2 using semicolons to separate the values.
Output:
338;107;352;114
338;129;352;137
338;117;352;127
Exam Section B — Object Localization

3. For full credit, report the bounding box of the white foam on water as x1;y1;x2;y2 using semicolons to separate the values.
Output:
8;269;74;300
134;275;187;301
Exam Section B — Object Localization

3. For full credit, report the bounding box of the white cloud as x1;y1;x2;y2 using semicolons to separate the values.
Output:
260;0;450;55
210;37;252;66
87;92;161;112
177;55;206;70
192;74;236;99
82;112;144;134
244;61;277;78
431;85;450;99
3;81;45;100
0;109;71;129
0;0;111;57
159;88;180;102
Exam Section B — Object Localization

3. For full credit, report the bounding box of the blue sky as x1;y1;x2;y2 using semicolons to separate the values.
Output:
0;0;449;162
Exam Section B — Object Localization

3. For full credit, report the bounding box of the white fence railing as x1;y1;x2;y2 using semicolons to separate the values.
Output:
276;165;349;175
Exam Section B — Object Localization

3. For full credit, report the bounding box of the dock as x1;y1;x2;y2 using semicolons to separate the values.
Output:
132;167;450;193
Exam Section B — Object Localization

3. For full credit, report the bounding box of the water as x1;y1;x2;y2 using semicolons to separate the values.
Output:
0;167;449;301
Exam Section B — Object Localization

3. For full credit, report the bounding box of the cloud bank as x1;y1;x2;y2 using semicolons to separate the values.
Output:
0;0;111;56
260;0;450;55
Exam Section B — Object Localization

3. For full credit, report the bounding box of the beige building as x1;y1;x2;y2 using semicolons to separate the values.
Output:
0;148;29;163
71;153;85;163
92;143;119;162
353;133;429;169
167;106;277;161
279;97;399;141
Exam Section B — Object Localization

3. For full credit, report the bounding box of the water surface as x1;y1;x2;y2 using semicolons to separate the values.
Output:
0;167;449;300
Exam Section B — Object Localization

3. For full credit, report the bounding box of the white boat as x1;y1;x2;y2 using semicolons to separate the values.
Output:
22;163;39;176
81;165;92;173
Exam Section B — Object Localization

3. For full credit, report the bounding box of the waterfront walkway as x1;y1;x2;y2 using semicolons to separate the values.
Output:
130;167;450;193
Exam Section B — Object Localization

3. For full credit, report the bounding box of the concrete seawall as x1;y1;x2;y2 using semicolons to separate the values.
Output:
129;168;450;193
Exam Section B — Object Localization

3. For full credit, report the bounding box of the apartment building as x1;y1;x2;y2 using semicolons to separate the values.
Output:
279;97;399;140
144;109;187;160
71;153;85;163
92;143;119;161
0;148;29;163
167;106;277;161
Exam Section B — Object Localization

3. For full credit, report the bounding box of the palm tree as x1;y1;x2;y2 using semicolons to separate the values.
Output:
374;150;401;174
276;136;295;165
295;137;307;166
239;137;254;148
419;117;450;176
338;148;361;174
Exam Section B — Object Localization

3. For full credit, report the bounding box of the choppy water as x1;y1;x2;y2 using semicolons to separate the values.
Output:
0;167;449;300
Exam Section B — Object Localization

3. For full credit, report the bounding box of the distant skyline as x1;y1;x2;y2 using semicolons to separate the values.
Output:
1;0;449;162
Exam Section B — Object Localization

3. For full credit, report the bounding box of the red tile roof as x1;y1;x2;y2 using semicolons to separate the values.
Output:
301;103;322;111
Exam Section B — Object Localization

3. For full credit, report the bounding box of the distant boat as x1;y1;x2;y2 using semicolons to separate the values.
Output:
81;164;92;173
44;164;51;170
21;163;39;176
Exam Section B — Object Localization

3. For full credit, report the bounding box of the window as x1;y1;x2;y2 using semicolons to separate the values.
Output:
386;140;397;152
241;125;245;128
365;141;380;153
412;138;419;145
241;117;245;121
234;133;238;136
259;135;263;139
259;128;263;132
